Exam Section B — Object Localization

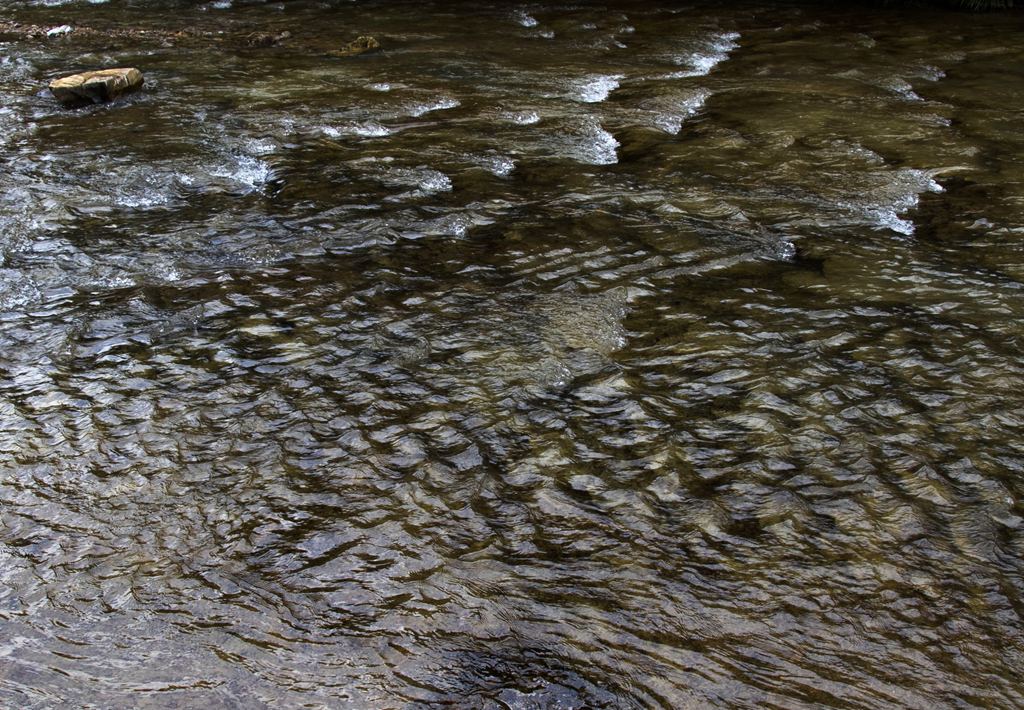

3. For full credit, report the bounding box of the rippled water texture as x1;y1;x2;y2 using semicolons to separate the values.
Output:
2;1;1024;707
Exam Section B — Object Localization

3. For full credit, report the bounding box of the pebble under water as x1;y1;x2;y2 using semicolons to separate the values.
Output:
1;1;1024;707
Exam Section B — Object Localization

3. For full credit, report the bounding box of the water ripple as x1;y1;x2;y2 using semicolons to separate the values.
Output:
0;1;1022;708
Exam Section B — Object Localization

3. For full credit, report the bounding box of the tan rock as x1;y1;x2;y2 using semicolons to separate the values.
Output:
49;67;144;107
329;35;380;58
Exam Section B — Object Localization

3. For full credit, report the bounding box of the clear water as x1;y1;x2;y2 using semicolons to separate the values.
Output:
1;1;1024;707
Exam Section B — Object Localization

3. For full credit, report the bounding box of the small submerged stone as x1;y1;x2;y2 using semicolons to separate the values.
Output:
330;35;380;57
242;30;291;47
49;67;144;107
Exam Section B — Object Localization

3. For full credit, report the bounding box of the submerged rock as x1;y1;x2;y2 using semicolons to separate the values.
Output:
49;68;144;107
330;35;380;57
243;30;291;47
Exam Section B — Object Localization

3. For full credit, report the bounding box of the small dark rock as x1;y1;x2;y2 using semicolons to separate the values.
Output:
244;29;291;47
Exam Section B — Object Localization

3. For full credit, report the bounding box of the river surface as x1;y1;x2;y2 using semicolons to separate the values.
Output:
1;1;1024;707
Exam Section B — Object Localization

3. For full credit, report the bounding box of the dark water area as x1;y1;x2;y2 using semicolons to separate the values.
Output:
2;1;1024;707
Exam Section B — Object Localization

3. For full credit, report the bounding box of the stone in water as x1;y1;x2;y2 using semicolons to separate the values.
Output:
49;67;144;107
330;36;380;57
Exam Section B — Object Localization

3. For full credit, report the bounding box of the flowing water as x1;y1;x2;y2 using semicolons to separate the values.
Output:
1;1;1024;707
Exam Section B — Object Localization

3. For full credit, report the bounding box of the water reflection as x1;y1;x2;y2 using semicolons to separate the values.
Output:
1;0;1023;707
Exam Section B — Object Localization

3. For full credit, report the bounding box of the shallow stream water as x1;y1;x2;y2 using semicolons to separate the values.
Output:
1;1;1024;707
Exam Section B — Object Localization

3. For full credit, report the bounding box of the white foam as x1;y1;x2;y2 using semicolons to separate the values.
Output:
117;190;170;209
366;82;392;92
712;31;741;50
774;240;797;261
572;74;624;103
407;97;460;117
423;213;473;237
502;110;540;125
848;168;943;235
669;31;740;78
245;137;277;155
515;11;538;27
417;170;452;193
475;154;516;176
61;165;194;211
648;88;711;134
915;65;946;82
383;166;452;194
875;212;916;236
836;141;885;164
0;108;17;148
562;116;619;165
351;121;392;137
322;122;392;138
0;57;34;82
0;269;40;311
212;155;271;191
148;258;182;282
882;77;923;102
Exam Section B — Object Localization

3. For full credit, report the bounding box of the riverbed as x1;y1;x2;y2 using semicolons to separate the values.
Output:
1;1;1023;707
